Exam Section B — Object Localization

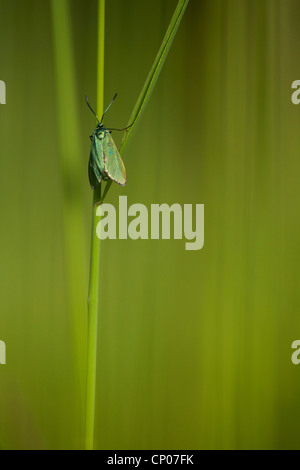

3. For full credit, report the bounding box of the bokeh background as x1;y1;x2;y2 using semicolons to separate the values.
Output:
0;0;300;450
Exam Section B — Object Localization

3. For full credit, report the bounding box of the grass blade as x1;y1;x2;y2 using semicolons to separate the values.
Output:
84;0;105;451
100;0;189;203
51;0;87;433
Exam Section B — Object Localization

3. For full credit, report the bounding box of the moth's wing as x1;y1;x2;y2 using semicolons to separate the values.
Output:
88;135;104;189
103;133;127;186
88;157;101;189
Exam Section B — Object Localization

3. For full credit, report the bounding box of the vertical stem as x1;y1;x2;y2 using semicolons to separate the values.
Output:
51;0;88;436
85;187;101;450
97;0;105;115
84;0;105;451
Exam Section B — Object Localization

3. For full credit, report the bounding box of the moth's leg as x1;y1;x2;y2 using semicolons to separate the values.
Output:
93;183;102;207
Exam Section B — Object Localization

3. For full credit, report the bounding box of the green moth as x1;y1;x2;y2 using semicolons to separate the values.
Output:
86;94;131;189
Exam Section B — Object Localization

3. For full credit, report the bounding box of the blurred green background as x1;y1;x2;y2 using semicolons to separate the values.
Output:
0;0;300;450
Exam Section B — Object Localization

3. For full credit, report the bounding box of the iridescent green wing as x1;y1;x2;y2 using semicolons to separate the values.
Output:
88;132;105;189
103;131;127;186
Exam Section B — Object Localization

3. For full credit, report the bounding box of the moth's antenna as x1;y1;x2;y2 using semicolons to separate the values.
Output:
101;93;118;122
106;123;134;132
85;96;100;124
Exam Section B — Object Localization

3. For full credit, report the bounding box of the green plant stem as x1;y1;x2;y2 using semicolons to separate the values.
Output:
51;0;87;422
121;0;189;152
97;0;105;115
85;186;102;450
84;0;105;451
